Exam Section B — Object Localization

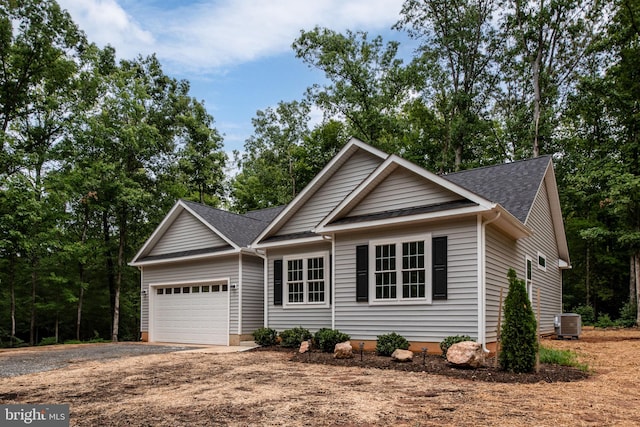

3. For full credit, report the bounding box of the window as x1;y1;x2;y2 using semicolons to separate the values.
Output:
370;235;431;303
157;288;164;295
525;256;533;301
221;284;228;292
202;285;210;292
165;288;172;295
182;287;190;293
173;287;181;294
192;286;200;293
283;252;329;306
213;284;220;292
538;252;547;271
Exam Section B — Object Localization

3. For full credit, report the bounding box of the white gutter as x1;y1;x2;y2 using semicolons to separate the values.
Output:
478;211;501;353
330;234;336;330
238;252;242;336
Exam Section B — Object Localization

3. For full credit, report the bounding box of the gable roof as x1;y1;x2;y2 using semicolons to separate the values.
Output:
130;200;284;265
252;137;388;246
315;154;531;238
443;156;552;223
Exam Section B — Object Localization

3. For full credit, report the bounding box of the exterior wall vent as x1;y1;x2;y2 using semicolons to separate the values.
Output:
554;313;581;339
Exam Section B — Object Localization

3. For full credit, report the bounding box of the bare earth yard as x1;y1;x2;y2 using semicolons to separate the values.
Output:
1;328;639;426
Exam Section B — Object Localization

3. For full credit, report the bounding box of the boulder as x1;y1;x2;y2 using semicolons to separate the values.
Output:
391;349;414;362
334;341;354;359
299;340;310;354
446;341;484;368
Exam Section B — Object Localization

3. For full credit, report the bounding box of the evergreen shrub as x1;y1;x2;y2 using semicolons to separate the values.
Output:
499;268;538;373
313;328;351;353
279;326;312;348
253;327;278;346
376;332;410;356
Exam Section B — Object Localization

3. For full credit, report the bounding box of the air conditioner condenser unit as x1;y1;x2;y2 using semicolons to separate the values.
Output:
554;313;581;339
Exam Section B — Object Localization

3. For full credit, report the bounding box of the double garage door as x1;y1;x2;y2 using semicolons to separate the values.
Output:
151;282;229;345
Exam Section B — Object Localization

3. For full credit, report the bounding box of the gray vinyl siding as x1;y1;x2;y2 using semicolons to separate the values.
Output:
518;180;563;334
349;168;464;216
485;225;518;342
276;150;382;236
484;177;563;339
140;255;239;333
266;243;332;332
148;211;228;256
333;219;478;343
240;255;265;334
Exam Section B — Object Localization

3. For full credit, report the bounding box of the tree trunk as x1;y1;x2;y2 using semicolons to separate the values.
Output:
76;281;84;341
30;261;37;346
112;207;127;343
103;209;116;336
635;252;640;327
631;255;636;305
532;48;543;158
585;245;590;305
9;255;16;346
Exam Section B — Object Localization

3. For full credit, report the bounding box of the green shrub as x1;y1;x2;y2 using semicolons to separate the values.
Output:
313;328;351;353
376;332;410;356
279;327;312;348
539;346;588;372
617;301;637;328
595;313;615;328
38;337;58;346
440;335;474;358
253;327;278;346
63;339;82;345
573;305;595;326
499;269;538;373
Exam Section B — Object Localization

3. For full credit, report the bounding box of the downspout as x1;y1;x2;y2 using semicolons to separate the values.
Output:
238;252;242;336
330;234;335;330
478;211;501;353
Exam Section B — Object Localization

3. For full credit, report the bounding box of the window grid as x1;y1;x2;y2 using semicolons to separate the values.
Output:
287;259;304;303
402;241;425;298
375;244;397;299
374;240;427;301
307;257;325;302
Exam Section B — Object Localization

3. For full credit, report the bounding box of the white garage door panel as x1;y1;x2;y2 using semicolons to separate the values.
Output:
152;288;228;345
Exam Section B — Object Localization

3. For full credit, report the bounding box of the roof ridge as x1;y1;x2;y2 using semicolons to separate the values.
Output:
444;155;551;177
180;199;272;224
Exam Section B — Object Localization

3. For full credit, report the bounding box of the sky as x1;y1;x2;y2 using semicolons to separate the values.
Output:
56;0;416;154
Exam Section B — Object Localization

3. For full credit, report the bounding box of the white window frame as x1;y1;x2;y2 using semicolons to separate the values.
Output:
525;255;533;301
283;251;330;307
537;251;547;271
369;234;432;305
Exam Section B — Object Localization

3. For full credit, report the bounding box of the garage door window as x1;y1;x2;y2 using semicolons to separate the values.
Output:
192;286;200;293
157;288;164;295
202;286;210;292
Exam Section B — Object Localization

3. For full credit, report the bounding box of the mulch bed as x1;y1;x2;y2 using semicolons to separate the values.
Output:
257;347;590;384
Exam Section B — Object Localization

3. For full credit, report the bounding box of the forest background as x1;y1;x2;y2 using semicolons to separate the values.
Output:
1;0;639;345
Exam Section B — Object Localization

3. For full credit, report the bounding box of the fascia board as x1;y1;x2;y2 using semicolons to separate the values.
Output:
128;248;240;267
251;235;325;250
317;154;495;231
130;200;184;264
180;203;240;250
252;138;387;245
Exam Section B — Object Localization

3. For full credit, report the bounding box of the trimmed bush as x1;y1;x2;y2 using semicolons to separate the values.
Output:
314;328;351;353
38;336;58;346
595;313;615;328
253;327;278;346
376;332;410;356
279;327;312;348
499;268;538;373
440;335;473;358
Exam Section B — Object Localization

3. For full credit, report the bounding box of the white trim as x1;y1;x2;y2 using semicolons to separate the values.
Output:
237;252;242;335
367;234;432;305
282;251;331;308
537;251;547;271
252;138;387;245
525;255;533;301
331;235;336;330
130;247;240;266
252;235;325;250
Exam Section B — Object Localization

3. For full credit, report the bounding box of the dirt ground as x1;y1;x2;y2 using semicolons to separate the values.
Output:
1;328;639;426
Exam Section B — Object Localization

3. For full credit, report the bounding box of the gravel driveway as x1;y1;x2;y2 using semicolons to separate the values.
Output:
0;343;198;378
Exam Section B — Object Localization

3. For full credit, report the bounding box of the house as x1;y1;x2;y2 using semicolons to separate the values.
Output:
132;138;570;352
129;200;284;345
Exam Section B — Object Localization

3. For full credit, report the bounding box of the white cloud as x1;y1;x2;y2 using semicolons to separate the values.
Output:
58;0;405;72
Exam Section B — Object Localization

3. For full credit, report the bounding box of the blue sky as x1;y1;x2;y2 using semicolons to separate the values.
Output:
57;0;416;155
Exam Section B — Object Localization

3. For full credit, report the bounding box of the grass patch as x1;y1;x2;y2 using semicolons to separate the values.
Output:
540;346;589;372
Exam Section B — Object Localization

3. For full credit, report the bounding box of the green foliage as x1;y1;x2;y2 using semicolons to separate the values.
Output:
573;305;595;326
499;269;538;373
63;340;82;345
539;347;588;372
313;328;351;353
617;301;638;328
38;337;59;346
252;328;278;347
595;313;615;329
439;335;473;358
376;332;410;356
279;327;312;348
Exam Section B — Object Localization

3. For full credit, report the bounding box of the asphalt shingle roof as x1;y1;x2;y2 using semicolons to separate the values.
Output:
181;200;285;247
442;155;551;223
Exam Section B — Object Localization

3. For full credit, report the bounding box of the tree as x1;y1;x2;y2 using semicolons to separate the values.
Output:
499;269;538;373
293;27;417;152
396;0;502;171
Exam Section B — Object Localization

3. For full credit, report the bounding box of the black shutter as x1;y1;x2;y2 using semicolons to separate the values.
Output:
356;245;369;302
274;259;283;306
432;236;448;300
329;254;332;305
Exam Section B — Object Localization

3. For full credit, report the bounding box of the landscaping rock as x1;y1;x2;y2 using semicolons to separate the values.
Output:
391;349;414;362
334;341;354;359
446;341;484;368
299;341;310;354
